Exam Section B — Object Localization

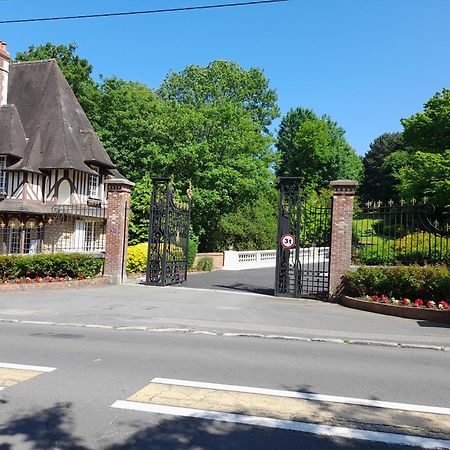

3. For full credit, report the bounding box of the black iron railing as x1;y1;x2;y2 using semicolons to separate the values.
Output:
352;200;449;265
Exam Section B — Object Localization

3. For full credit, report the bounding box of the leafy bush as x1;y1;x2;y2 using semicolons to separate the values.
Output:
0;253;103;279
188;239;198;269
343;265;450;301
394;232;449;264
196;256;213;272
127;243;148;273
127;240;197;272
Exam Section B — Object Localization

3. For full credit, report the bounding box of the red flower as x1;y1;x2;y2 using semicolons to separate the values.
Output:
426;301;436;309
15;278;22;284
380;295;389;303
25;277;32;284
2;277;9;284
34;276;42;283
371;295;379;301
57;277;64;282
413;299;424;307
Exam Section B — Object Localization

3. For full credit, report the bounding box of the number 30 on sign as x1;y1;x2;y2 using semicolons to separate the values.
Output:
280;234;296;249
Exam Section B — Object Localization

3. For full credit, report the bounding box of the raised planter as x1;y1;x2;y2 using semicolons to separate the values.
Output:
340;295;450;324
0;277;108;291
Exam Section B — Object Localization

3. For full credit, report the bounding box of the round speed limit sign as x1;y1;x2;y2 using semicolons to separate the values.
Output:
280;233;296;249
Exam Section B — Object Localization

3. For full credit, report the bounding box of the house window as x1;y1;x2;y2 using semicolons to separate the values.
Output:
0;156;7;193
88;171;99;199
74;219;103;252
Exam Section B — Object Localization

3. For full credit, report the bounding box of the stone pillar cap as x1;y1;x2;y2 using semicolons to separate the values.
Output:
104;178;135;188
330;179;359;187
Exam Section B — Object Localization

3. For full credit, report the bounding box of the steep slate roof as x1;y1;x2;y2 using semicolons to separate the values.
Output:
5;59;115;174
0;104;27;159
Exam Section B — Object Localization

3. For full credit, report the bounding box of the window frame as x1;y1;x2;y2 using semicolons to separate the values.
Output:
88;168;100;199
0;155;7;193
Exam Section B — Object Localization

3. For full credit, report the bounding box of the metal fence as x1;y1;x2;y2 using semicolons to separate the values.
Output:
0;205;107;255
352;200;449;265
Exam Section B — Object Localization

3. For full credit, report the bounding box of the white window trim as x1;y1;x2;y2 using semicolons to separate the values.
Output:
88;169;100;199
0;155;7;193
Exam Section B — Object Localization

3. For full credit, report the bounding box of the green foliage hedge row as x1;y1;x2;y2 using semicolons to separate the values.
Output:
353;232;449;266
343;265;450;301
0;253;103;279
126;240;198;273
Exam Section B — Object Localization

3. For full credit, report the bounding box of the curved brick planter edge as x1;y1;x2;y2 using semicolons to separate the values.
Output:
340;295;450;324
0;277;108;291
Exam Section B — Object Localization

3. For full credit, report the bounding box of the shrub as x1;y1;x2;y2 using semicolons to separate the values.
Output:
127;243;148;273
127;240;196;273
0;253;103;279
188;239;198;269
196;256;214;272
343;265;450;301
394;232;449;264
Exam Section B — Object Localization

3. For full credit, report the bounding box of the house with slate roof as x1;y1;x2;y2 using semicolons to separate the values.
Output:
0;41;124;254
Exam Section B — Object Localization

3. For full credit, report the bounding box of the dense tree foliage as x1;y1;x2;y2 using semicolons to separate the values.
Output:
401;89;450;154
157;61;279;132
396;151;450;213
276;108;362;192
360;132;411;201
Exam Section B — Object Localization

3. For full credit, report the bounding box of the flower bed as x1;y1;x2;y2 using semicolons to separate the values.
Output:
340;295;450;323
0;275;107;291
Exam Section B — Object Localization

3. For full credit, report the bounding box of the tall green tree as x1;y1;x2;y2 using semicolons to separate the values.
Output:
276;108;362;191
157;60;279;132
396;151;450;213
15;42;100;122
360;132;411;201
401;88;450;154
97;62;279;251
95;78;163;181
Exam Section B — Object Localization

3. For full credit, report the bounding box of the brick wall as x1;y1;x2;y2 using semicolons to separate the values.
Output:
193;252;224;270
329;180;358;299
103;179;134;284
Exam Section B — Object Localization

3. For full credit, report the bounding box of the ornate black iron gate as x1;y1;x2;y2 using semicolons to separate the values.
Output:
275;177;331;299
145;177;191;286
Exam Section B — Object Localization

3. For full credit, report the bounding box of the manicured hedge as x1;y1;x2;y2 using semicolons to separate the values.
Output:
126;240;198;273
0;253;103;279
343;265;450;301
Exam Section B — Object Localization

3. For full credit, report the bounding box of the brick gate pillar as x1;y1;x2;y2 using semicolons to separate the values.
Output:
104;178;135;284
329;180;358;299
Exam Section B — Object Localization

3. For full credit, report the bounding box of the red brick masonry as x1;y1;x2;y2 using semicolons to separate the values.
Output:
329;180;359;299
104;178;135;284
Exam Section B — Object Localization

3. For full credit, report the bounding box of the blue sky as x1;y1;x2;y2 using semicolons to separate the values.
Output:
1;0;449;155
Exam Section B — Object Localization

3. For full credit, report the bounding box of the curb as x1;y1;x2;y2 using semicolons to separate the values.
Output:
0;318;448;352
0;277;108;291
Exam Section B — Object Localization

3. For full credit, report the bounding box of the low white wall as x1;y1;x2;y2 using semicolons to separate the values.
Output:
223;247;329;271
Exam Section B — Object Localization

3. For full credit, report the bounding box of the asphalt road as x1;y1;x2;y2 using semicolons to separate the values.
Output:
182;267;276;295
182;265;329;296
0;322;449;449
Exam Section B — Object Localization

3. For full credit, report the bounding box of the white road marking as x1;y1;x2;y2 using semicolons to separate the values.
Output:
111;401;450;449
151;378;450;416
0;362;56;372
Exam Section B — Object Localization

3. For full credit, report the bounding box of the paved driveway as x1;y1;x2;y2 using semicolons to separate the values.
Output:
181;267;275;295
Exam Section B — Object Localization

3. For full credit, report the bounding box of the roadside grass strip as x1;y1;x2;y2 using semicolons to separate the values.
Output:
0;362;56;389
111;378;450;449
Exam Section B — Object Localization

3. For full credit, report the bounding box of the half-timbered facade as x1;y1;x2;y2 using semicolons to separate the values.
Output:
0;41;125;254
